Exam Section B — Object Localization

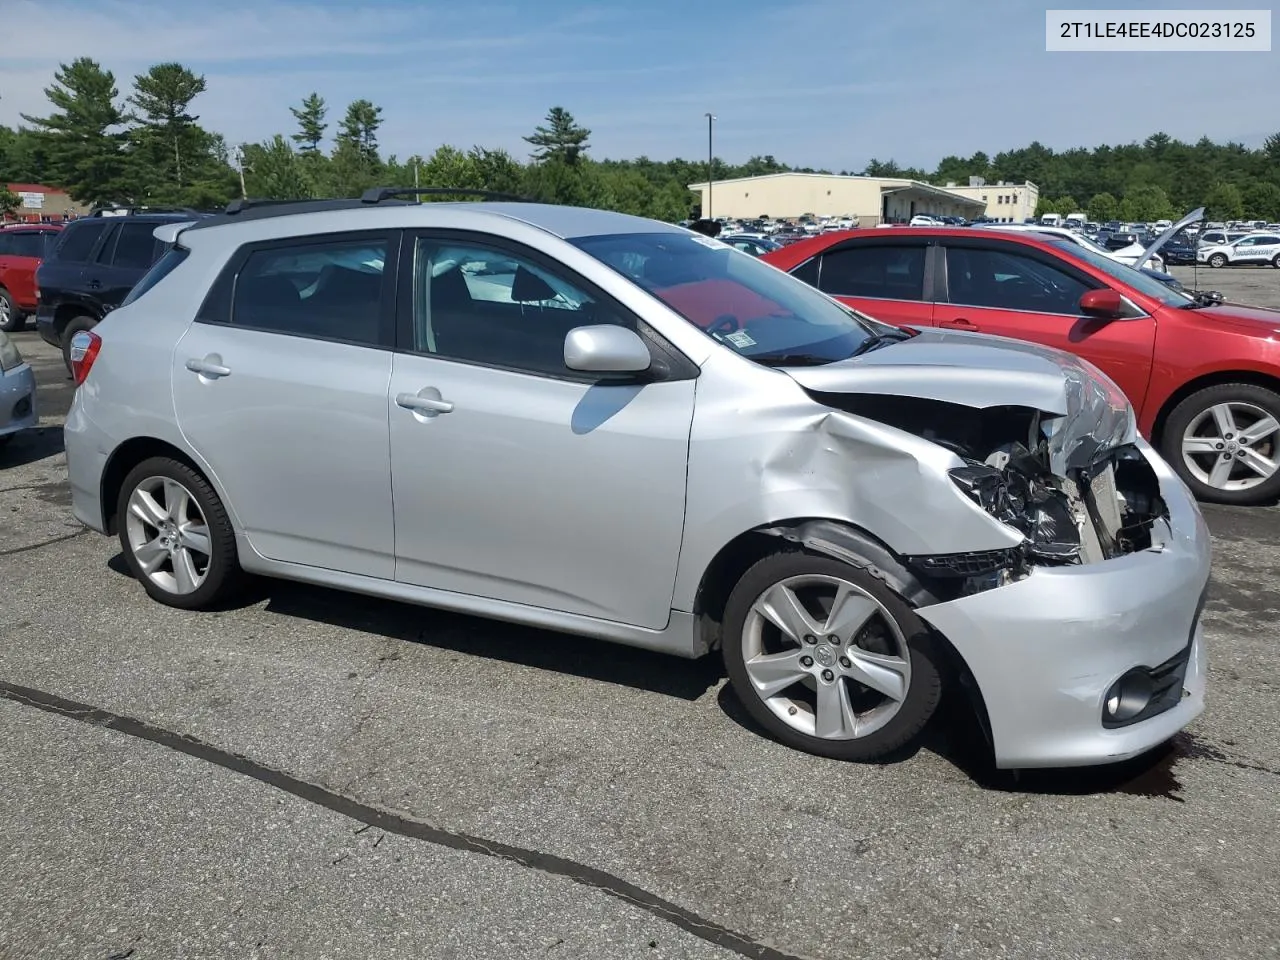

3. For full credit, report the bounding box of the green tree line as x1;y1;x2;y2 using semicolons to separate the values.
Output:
3;58;1279;223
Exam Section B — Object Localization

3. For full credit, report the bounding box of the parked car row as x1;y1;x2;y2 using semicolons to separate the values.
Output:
59;189;1210;772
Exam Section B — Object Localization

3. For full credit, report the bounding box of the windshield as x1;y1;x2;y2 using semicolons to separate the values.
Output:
1046;240;1192;307
573;231;882;363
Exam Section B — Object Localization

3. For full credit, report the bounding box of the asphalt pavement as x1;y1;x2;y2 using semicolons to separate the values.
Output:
2;267;1279;959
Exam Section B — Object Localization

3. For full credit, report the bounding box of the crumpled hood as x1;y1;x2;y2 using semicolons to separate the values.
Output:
782;328;1136;473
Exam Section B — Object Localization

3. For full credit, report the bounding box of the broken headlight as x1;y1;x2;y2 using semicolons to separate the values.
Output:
949;463;1081;564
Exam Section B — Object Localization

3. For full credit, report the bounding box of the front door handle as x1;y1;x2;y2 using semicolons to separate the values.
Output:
396;391;454;415
185;356;232;379
86;278;102;289
940;318;980;331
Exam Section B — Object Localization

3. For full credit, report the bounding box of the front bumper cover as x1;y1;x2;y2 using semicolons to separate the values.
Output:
917;440;1210;769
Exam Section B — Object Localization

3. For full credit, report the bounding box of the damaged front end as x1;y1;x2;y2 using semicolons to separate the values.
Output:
812;392;1170;598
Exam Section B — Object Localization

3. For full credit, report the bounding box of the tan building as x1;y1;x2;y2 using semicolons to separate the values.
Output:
3;182;89;223
686;172;986;224
941;178;1039;223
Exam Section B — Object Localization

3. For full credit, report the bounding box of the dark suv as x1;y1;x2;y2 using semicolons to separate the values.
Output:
35;209;207;367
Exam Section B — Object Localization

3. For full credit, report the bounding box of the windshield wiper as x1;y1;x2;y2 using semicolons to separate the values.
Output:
753;353;838;367
849;330;913;357
1180;290;1225;309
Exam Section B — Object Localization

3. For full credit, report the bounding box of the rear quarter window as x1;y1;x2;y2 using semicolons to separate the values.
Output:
53;221;110;263
120;247;190;307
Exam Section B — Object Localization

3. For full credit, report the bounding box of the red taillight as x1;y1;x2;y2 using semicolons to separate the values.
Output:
69;330;101;386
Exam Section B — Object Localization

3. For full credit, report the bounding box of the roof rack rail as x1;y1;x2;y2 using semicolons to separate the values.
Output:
88;205;207;217
360;187;534;204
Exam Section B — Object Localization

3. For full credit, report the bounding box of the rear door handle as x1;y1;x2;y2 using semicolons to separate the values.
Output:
185;357;232;379
87;279;102;289
396;391;454;415
940;318;980;331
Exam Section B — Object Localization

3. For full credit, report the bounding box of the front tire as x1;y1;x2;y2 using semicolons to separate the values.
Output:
1208;253;1227;268
117;456;243;609
0;289;22;332
722;552;943;761
1160;383;1280;505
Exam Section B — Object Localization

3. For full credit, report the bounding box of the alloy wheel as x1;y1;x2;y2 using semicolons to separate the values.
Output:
740;574;911;740
124;476;212;595
1181;401;1279;492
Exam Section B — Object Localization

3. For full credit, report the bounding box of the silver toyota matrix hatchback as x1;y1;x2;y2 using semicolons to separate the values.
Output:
64;190;1211;769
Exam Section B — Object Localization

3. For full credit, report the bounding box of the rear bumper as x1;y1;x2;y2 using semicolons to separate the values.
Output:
919;440;1211;769
35;306;58;348
0;362;37;436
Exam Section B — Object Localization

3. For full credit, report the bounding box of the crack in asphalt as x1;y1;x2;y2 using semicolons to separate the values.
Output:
0;680;810;960
0;526;89;556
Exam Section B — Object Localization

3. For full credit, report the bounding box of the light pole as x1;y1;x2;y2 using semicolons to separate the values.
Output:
705;112;716;220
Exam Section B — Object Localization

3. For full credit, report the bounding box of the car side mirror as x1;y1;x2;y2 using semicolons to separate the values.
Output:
1079;288;1125;320
564;325;653;375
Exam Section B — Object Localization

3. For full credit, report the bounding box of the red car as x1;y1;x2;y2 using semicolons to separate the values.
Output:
0;222;63;332
762;226;1280;505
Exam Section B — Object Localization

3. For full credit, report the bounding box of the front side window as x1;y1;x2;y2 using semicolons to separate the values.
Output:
231;238;388;346
1046;240;1192;307
945;246;1092;315
574;231;882;365
411;238;630;377
818;244;926;301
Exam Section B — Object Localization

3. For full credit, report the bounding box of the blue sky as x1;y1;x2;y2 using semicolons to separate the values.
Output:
1;0;1274;171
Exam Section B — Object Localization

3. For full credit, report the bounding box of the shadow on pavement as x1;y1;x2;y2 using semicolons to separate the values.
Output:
101;550;1208;793
718;681;1195;798
0;426;64;469
104;554;725;702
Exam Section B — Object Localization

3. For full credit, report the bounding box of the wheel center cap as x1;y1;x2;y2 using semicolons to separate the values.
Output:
1226;440;1239;453
814;645;836;667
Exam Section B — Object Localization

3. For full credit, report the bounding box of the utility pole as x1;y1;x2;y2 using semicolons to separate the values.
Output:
705;112;716;220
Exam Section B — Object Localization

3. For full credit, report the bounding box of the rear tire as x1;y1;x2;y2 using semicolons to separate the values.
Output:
722;551;943;761
1272;253;1280;269
116;456;243;609
60;315;97;373
1160;383;1280;505
0;289;22;332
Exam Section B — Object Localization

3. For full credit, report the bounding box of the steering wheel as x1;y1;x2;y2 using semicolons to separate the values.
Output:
708;313;740;336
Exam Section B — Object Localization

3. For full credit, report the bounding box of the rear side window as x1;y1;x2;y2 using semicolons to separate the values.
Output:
7;232;49;258
55;221;110;262
111;222;162;269
818;245;926;301
120;247;190;307
228;237;389;346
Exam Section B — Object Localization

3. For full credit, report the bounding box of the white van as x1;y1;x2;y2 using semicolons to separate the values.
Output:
1039;213;1062;226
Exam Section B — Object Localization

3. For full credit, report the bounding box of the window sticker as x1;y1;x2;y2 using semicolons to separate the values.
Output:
725;330;756;348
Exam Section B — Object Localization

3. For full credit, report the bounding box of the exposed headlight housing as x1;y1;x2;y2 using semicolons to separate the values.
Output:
949;462;1081;563
0;331;22;373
